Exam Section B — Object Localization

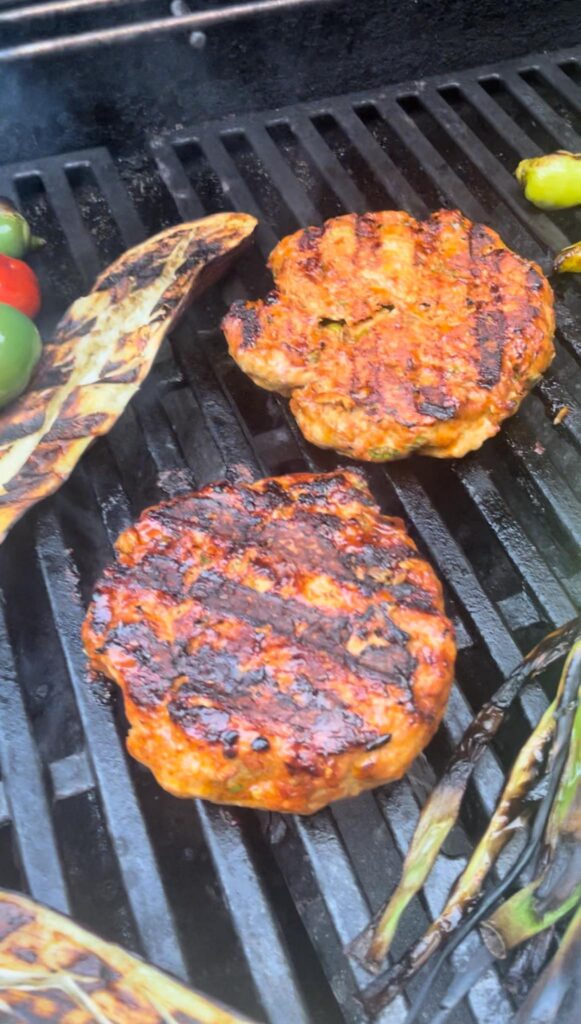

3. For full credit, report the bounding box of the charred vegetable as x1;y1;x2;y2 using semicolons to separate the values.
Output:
553;241;581;274
0;889;256;1023
350;617;580;969
514;904;581;1024
516;151;581;209
0;198;44;258
358;626;581;1021
0;213;257;542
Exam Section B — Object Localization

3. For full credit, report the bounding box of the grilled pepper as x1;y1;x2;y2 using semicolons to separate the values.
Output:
0;197;45;258
515;151;581;210
518;150;581;208
554;241;581;274
0;302;42;409
0;254;41;317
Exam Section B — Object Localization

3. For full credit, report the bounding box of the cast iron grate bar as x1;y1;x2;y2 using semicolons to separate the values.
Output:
0;605;70;913
33;152;311;1023
1;42;581;1024
35;510;190;980
157;118;521;1022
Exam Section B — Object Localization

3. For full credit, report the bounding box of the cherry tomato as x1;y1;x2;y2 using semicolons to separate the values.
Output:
0;254;41;318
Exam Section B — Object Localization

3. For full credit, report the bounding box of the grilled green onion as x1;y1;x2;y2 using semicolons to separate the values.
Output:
350;617;580;969
514;904;581;1024
362;635;581;1020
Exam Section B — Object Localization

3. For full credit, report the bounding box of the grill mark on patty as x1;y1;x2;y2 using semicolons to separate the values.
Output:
228;301;261;350
298;225;325;251
355;213;380;242
188;572;417;692
415;394;458;421
125;493;426;600
102;558;421;711
526;266;544;293
168;650;381;760
469;227;506;390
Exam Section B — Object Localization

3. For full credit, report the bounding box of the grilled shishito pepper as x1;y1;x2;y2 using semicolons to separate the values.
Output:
515;151;581;209
0;302;42;409
554;240;581;274
0;197;45;258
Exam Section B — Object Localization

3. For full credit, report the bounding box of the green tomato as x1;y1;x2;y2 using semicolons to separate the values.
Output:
0;302;42;408
0;197;45;258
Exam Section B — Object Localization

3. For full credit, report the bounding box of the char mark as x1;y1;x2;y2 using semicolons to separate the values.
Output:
469;231;505;390
96;253;166;291
0;407;47;443
298;225;325;251
365;732;392;751
55;315;98;344
355;213;379;239
189;572;416;692
0;905;34;941
230;302;261;350
167;652;382;760
526;267;544;293
416;387;458;421
475;308;505;389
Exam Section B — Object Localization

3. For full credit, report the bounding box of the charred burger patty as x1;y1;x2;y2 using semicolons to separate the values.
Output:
222;210;555;461
83;470;455;814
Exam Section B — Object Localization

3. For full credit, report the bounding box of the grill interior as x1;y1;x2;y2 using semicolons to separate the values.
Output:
1;42;581;1024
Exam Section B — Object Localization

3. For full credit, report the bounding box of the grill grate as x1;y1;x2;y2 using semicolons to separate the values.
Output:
1;43;581;1024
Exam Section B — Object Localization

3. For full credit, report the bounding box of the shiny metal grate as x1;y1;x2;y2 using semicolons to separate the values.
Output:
1;43;581;1024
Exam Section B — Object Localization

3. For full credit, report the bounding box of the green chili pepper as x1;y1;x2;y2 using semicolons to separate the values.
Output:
515;151;581;210
0;302;42;408
0;197;45;258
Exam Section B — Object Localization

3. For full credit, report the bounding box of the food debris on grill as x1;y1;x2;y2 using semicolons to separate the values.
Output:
223;209;555;461
553;405;570;424
83;469;455;815
0;889;256;1023
0;212;257;543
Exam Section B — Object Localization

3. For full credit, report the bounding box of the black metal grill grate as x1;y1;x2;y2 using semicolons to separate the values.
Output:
1;43;581;1024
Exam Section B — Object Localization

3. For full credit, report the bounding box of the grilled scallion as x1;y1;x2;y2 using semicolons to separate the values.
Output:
351;617;579;969
360;631;581;1020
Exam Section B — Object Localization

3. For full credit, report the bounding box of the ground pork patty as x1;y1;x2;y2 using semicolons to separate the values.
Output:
83;470;455;814
222;210;555;461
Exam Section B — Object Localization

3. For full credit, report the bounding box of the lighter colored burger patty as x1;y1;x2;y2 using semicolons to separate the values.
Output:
222;210;555;461
83;470;456;815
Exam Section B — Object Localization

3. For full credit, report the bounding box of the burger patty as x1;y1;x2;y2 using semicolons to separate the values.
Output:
222;210;555;461
83;470;455;815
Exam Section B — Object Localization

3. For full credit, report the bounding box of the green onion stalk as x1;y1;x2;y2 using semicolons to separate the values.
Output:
514;903;581;1024
350;617;580;970
362;635;581;1020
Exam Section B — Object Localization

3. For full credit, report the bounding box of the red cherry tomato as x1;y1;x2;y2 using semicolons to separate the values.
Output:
0;254;41;318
